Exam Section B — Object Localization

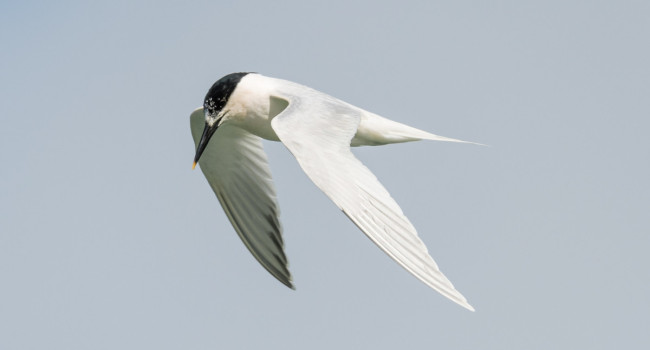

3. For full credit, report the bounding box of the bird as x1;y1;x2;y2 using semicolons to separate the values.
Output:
190;72;477;311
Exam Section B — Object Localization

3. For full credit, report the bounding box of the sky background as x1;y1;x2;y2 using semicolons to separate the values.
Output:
1;1;649;349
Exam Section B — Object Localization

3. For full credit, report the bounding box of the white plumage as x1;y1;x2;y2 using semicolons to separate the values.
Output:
191;73;476;311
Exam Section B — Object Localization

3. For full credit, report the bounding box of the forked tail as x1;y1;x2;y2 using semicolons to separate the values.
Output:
351;112;484;146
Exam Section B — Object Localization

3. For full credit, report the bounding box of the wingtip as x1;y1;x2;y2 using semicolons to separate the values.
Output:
464;303;476;312
284;280;296;290
450;294;475;311
275;273;295;290
452;294;475;312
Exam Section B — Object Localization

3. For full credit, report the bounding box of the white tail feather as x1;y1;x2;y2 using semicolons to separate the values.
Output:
351;112;484;146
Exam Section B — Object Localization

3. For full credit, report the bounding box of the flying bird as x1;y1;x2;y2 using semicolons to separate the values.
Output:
190;72;476;311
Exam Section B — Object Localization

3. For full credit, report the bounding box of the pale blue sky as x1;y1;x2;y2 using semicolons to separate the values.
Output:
1;1;649;349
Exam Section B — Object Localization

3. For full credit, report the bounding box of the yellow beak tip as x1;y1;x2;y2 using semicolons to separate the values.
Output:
192;161;197;170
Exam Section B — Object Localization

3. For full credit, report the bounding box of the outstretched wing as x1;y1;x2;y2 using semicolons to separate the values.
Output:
269;89;473;310
190;108;292;288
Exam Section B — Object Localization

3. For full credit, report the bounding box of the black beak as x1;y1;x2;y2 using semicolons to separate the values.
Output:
193;122;219;169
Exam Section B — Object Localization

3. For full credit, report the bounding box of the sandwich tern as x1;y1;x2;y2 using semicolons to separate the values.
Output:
190;72;476;311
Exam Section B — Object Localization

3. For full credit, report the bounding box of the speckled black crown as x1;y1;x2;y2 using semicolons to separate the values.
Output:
203;72;250;115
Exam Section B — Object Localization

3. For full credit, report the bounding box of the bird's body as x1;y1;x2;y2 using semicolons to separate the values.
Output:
209;73;465;147
190;72;476;311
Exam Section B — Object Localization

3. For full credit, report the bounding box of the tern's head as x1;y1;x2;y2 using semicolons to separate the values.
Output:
193;72;250;169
